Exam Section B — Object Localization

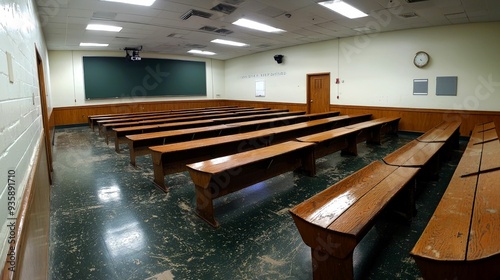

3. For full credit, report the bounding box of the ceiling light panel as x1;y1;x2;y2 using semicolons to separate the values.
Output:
86;24;122;32
188;49;216;55
100;0;156;7
232;18;285;33
80;42;109;47
318;1;368;19
211;39;247;47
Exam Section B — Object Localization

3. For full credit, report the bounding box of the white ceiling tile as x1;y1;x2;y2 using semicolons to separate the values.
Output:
37;0;500;60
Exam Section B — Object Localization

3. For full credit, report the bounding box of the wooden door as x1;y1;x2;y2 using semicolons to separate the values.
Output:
307;73;331;114
36;48;53;183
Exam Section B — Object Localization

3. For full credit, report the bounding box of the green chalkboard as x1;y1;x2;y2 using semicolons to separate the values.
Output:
83;57;206;99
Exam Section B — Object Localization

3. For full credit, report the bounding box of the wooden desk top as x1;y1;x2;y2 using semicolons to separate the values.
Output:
417;121;461;142
186;141;315;175
296;127;354;143
125;124;230;141
224;115;304;127
113;120;214;133
383;140;444;167
267;115;350;134
103;113;235;127
149;130;274;155
290;160;418;235
411;132;500;262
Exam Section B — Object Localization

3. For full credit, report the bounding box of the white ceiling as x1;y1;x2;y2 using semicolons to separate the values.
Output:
37;0;500;60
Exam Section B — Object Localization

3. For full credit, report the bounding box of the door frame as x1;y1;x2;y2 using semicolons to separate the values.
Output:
306;72;331;114
36;47;53;184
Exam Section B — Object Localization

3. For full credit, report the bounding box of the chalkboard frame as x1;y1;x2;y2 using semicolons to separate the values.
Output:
83;56;207;100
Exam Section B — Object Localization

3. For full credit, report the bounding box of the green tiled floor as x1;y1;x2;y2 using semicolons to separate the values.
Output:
49;126;466;279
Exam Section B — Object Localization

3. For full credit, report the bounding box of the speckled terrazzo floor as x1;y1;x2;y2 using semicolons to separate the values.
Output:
48;125;467;280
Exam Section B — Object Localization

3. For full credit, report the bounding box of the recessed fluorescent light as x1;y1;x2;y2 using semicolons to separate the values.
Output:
319;1;368;19
188;50;216;56
100;0;156;7
80;42;109;47
86;24;122;32
211;39;247;47
232;18;285;33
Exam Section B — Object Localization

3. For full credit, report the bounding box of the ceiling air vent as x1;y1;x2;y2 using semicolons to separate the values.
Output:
399;12;419;18
199;26;218;32
211;3;237;15
406;0;429;3
215;28;233;35
224;0;245;5
92;11;117;20
180;9;213;20
186;44;207;49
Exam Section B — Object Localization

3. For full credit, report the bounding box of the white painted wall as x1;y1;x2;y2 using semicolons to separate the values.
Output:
0;0;51;268
225;22;500;112
49;50;225;107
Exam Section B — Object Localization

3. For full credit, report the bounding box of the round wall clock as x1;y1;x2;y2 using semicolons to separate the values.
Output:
414;51;430;68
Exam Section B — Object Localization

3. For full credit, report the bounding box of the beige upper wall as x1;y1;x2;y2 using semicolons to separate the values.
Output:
49;22;500;112
48;50;225;107
225;22;500;112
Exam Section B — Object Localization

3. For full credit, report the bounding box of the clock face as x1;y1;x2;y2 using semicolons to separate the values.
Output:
414;51;429;68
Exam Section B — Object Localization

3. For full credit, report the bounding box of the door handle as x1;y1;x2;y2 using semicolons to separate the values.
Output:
310;100;314;103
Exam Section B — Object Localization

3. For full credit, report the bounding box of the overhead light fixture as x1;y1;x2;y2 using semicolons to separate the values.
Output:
80;42;109;47
232;18;285;33
188;50;216;56
100;0;156;7
318;1;368;19
86;24;122;32
211;39;247;47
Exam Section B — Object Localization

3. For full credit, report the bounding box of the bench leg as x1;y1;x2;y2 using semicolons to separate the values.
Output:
311;249;354;280
153;163;167;192
366;127;381;144
341;135;358;156
301;149;316;176
195;185;219;228
115;138;121;153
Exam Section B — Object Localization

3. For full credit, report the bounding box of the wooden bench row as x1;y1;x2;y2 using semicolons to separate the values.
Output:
410;121;500;280
182;117;400;228
288;121;460;279
114;110;313;152
150;114;373;190
89;105;239;130
99;107;277;139
124;111;340;163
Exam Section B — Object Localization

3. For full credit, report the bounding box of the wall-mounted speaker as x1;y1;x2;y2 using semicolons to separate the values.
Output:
274;54;284;64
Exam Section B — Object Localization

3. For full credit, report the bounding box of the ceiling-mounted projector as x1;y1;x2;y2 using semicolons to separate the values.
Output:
125;46;142;61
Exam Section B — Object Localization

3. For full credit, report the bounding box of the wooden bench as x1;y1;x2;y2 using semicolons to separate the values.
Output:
89;106;253;129
417;121;461;157
410;122;500;280
88;105;239;128
113;111;304;152
126;124;240;166
383;121;461;178
222;111;340;133
149;115;368;189
98;110;242;136
297;117;400;158
187;140;316;227
123;112;332;162
102;109;287;142
289;161;419;279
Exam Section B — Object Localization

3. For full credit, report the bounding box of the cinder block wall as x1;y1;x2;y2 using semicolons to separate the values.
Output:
0;0;51;267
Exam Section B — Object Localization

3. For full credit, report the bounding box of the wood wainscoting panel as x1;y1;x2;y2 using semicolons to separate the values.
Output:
223;100;306;113
53;100;225;126
330;104;500;137
2;133;51;280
